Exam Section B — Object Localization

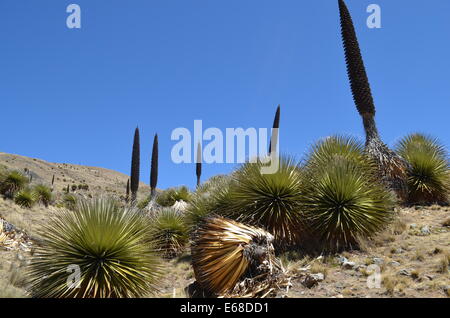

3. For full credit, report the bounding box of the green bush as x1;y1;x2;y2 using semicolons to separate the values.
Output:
150;208;188;258
395;133;449;205
156;186;192;207
33;184;52;206
137;197;151;210
29;197;163;298
300;137;395;251
185;175;233;231
0;171;29;198
14;189;36;208
213;157;305;245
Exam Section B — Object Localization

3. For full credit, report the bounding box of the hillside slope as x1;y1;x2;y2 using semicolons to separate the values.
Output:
0;152;152;200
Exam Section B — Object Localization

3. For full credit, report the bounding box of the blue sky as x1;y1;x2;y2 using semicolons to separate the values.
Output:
0;0;449;190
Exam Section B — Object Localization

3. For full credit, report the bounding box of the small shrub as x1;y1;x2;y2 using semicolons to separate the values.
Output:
300;137;395;250
395;134;449;205
0;171;29;198
212;157;305;245
150;208;188;258
33;184;52;206
14;189;36;208
156;186;192;207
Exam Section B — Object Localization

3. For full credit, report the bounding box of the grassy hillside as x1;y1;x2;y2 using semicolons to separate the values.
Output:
0;152;153;201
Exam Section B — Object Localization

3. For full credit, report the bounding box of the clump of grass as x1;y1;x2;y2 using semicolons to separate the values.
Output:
437;252;450;274
300;136;395;251
150;208;189;258
156;186;192;207
382;273;399;295
33;184;52;206
14;189;36;208
310;261;329;277
29;197;163;298
395;133;449;205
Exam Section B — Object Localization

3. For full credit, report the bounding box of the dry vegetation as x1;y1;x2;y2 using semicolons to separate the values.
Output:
1;154;449;298
1;194;449;298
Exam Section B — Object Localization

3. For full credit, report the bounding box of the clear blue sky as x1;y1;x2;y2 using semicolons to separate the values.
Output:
0;0;449;190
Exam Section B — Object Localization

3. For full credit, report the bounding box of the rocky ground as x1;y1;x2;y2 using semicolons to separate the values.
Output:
1;201;449;298
157;205;450;298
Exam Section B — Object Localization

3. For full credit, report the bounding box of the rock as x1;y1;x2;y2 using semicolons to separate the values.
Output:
184;280;212;298
420;225;431;235
301;273;324;288
398;269;411;276
443;285;450;294
356;264;367;271
337;256;348;265
424;274;434;281
1;219;16;233
388;261;401;267
373;258;384;265
410;223;417;229
342;261;357;269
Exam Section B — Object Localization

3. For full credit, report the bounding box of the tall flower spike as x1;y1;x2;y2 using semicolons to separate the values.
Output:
150;134;158;199
196;142;202;188
268;105;280;154
338;0;375;116
130;127;140;202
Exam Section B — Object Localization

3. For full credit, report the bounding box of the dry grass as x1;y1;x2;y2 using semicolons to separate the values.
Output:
437;252;450;274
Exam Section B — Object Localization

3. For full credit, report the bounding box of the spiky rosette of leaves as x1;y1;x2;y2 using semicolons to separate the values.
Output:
29;197;162;298
156;186;192;207
0;171;29;198
191;216;277;296
306;135;367;167
62;194;77;210
215;157;305;245
185;175;234;232
150;208;188;258
33;184;52;206
395;134;449;205
14;189;36;208
300;156;395;251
